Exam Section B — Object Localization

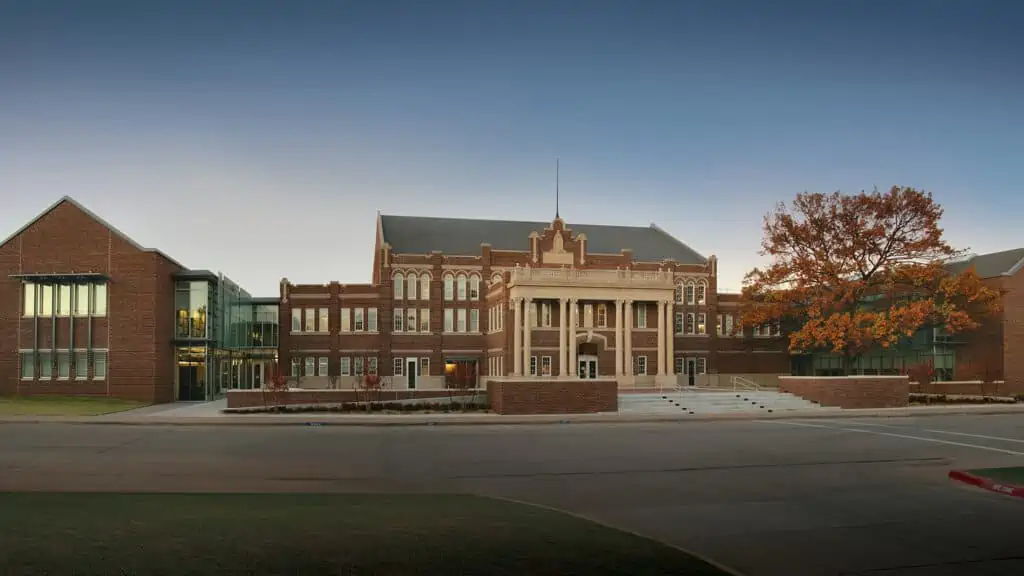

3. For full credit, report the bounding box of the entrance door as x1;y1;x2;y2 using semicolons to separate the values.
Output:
578;355;598;379
687;359;696;386
252;362;264;390
406;358;418;389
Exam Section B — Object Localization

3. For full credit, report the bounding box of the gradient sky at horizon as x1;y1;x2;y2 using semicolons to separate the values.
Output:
2;0;1022;296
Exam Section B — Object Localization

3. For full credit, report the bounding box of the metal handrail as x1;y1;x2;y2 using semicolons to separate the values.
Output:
731;375;760;391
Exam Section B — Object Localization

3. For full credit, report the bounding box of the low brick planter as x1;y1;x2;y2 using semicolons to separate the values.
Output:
779;376;909;409
486;379;618;415
908;381;1009;397
226;389;474;409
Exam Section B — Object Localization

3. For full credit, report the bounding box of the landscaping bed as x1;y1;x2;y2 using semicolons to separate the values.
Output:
227;400;491;414
909;393;1019;406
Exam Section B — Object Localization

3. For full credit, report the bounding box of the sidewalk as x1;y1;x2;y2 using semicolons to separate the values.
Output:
1;402;1024;426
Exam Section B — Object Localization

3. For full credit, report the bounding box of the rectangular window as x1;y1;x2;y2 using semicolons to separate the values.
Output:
93;351;107;379
57;285;71;317
716;314;724;336
636;304;647;328
584;304;593;328
74;284;89;316
318;308;329;332
354;357;364;376
597;304;607;328
419;308;429;332
697;284;706;305
726;314;734;336
57;352;70;379
368;357;378;375
304;357;314;377
341;308;351;332
40;285;53;316
541;302;552;327
340;357;351;376
541;356;552;376
75;351;88;379
368;308;378;331
291;357;301;377
394;308;404;332
393;358;403;376
304;309;315;332
444;277;454;301
318;357;328;376
91;284;107;316
38;351;52;379
529;356;537;376
353;308;363;332
20;351;34;379
529;302;538;327
675;312;684;335
421;276;430;300
407;309;417;333
419;357;429;376
685;285;695;305
697;313;706;335
394;276;404;299
407;275;417;301
771;320;781;337
291;309;302;332
696;357;707;374
457;309;467;333
457;276;467;300
469;309;479;332
469;277;480;300
444;309;454;332
22;283;36;317
637;355;648;375
686;313;695;334
674;356;684;375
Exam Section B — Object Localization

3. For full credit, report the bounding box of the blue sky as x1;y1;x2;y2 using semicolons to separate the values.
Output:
1;0;1021;295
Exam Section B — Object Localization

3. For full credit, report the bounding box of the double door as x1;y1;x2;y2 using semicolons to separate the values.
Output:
578;355;598;379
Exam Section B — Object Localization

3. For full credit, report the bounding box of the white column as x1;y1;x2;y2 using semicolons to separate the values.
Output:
512;297;523;376
523;297;533;377
568;298;578;376
657;300;666;376
624;300;633;376
614;299;623;375
665;298;675;376
559;297;569;376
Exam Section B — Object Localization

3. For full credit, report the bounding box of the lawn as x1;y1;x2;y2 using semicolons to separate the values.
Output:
0;395;145;416
0;493;731;575
968;466;1024;485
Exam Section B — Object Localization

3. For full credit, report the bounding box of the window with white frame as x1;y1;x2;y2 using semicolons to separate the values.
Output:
674;356;685;375
291;357;301;377
75;351;88;379
469;275;480;300
696;357;707;374
318;308;329;332
674;284;683;303
304;357;314;376
394;273;404;299
393;358;403;376
353;308;364;332
636;355;647;375
74;284;89;316
304;308;315;332
57;285;71;317
40;351;53;379
529;356;537;376
407;274;417;300
420;274;430;300
584;303;594;328
636;304;647;328
675;312;684;335
20;351;34;379
726;314;734;336
697;313;706;335
597;303;607;328
291;308;302;332
541;356;552;376
685;313;695;334
443;274;454;301
540;302;552;327
393;308;404;332
469;309;479;332
419;357;429;376
318;357;328;376
40;285;53;316
368;308;378;331
444;309;454;332
684;283;695;305
340;308;351;332
406;308;417;333
419;308;429;332
457;309;467;332
93;351;107;379
697;282;707;305
771;320;781;337
91;284;107;316
57;352;70;379
354;357;364;376
368;357;378;375
456;274;467;300
340;357;351;376
22;283;36;317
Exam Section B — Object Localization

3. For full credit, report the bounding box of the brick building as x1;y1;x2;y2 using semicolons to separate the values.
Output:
279;214;791;392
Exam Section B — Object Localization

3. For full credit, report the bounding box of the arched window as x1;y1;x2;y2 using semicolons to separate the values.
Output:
456;274;467;300
406;273;417;301
393;273;404;299
443;274;454;301
697;281;707;305
684;281;695;305
469;275;480;300
674;283;684;303
420;273;430;300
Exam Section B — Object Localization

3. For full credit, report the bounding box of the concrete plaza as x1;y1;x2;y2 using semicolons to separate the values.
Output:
1;414;1023;575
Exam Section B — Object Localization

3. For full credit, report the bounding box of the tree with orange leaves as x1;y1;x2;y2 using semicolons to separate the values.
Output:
741;186;1001;375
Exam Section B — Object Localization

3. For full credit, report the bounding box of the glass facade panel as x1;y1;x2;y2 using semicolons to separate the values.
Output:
174;281;210;339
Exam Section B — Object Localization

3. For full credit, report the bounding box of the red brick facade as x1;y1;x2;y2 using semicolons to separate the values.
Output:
487;379;618;414
779;376;910;409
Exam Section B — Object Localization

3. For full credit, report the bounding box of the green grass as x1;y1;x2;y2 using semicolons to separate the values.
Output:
0;493;731;575
0;395;146;416
968;467;1024;485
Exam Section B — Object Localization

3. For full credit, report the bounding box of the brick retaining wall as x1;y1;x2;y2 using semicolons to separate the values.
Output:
779;376;909;409
487;379;618;415
226;389;473;409
908;381;1012;397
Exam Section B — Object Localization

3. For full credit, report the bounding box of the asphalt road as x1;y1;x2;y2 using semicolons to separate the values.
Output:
2;414;1023;576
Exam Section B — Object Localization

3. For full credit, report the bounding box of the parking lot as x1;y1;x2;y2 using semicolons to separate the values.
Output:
1;413;1023;575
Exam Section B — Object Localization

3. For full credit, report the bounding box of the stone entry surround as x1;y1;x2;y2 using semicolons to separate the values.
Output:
507;271;679;389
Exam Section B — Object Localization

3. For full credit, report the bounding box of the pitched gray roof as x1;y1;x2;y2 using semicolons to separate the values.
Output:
946;248;1024;278
380;215;707;264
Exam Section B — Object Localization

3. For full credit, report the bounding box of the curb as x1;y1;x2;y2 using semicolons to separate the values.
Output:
949;470;1024;499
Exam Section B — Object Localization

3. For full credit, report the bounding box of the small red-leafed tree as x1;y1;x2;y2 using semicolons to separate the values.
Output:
741;186;1001;375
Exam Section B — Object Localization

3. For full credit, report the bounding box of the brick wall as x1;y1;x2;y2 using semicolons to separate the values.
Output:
908;381;1013;396
1003;268;1024;395
779;376;909;409
487;379;618;414
226;389;459;409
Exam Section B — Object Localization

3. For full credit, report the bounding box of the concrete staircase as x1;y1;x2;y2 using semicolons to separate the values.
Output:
618;390;832;415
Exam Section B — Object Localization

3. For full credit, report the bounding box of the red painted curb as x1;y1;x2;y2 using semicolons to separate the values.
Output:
949;470;1024;499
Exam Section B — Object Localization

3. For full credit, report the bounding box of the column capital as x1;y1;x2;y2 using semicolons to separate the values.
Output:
524;296;534;303
569;297;579;304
